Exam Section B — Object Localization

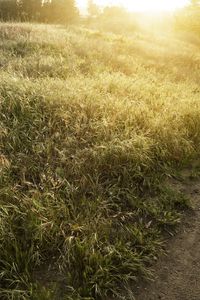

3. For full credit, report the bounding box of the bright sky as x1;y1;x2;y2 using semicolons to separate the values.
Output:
76;0;189;12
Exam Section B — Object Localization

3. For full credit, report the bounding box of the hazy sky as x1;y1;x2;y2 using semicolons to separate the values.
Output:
76;0;189;12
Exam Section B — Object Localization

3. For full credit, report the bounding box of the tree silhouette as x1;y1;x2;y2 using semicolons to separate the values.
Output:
19;0;42;20
88;0;100;17
51;0;79;23
0;0;18;21
191;0;200;6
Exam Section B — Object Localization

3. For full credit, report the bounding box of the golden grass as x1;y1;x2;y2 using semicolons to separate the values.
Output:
0;22;200;299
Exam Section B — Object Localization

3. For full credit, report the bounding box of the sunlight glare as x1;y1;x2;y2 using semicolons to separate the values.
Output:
77;0;189;13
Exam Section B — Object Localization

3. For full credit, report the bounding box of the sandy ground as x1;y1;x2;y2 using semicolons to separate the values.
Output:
135;175;200;300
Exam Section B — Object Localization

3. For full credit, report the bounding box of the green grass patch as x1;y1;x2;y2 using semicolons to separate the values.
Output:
0;23;199;299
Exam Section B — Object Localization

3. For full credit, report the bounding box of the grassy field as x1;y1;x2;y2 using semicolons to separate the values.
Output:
1;22;200;299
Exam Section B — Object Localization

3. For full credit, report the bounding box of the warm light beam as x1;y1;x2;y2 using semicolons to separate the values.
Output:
77;0;189;13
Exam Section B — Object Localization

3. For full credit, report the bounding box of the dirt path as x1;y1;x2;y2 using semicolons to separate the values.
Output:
135;176;200;300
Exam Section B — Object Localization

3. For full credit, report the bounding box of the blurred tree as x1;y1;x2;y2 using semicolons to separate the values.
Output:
174;0;200;34
40;0;52;22
19;0;42;20
0;0;79;23
88;0;100;17
191;0;200;6
97;6;137;34
42;0;79;23
102;6;127;17
0;0;18;21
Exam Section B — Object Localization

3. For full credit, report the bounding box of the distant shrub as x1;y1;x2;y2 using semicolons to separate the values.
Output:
174;3;200;35
86;6;138;35
41;0;79;24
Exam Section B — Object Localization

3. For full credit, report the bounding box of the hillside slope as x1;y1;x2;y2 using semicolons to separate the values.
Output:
1;23;200;299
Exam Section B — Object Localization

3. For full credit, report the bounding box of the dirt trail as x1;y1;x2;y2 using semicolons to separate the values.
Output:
136;175;200;300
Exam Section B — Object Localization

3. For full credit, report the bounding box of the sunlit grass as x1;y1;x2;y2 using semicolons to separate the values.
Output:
0;22;200;299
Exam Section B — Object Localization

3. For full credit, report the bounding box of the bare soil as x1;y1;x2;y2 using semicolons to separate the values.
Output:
135;174;200;300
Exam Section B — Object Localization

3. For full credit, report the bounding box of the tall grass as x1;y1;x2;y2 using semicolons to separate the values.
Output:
0;23;200;299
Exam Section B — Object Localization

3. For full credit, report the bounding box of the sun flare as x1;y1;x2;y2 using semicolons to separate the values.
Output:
77;0;189;13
